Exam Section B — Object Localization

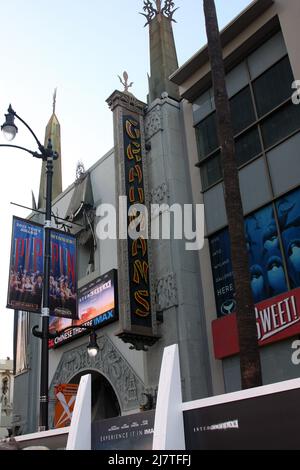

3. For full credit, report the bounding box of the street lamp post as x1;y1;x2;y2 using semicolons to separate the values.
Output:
1;104;58;431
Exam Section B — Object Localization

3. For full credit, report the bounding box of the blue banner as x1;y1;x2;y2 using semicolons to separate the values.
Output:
7;217;44;313
7;217;77;318
49;229;77;319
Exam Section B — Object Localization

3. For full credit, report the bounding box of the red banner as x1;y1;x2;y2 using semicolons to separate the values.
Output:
212;288;300;359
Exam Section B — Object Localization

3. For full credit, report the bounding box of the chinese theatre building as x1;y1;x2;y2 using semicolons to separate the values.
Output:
12;1;212;434
171;0;300;392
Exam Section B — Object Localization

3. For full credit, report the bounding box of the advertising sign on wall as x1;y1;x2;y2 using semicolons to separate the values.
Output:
92;410;155;450
184;385;300;449
209;230;235;317
49;269;118;348
211;187;300;320
7;217;77;318
212;287;300;358
54;383;79;429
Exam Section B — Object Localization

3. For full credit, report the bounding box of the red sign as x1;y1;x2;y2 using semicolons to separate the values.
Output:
212;288;300;359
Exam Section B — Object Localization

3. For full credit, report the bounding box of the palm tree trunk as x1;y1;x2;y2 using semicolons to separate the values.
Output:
203;0;262;389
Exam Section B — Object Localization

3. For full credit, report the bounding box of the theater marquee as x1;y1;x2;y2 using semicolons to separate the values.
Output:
106;90;159;350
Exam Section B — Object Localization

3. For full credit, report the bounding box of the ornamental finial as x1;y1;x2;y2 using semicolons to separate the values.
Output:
140;0;178;27
53;87;57;114
118;71;134;94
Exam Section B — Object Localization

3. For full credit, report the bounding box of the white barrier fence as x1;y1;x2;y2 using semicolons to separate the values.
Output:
13;344;300;450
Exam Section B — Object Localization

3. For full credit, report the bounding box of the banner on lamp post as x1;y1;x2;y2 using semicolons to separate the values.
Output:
7;216;78;319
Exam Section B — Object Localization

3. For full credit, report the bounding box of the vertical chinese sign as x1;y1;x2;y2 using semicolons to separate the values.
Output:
106;90;158;349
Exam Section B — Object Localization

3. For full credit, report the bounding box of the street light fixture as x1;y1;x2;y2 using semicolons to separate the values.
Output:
87;330;100;358
1;104;59;431
1;105;18;141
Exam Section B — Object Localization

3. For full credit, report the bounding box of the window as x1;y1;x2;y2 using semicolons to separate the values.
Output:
195;112;219;160
230;86;256;135
201;152;222;190
195;43;299;194
235;126;262;167
261;101;300;148
252;56;294;117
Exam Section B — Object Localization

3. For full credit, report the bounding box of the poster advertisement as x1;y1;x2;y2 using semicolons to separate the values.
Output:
54;383;79;429
49;229;77;320
7;217;44;313
212;287;300;358
49;269;118;348
276;186;300;289
184;386;300;450
210;204;288;317
92;410;155;450
7;217;78;318
245;204;287;303
209;230;235;317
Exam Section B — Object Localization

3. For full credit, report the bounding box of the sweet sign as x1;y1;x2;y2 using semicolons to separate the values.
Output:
212;288;300;359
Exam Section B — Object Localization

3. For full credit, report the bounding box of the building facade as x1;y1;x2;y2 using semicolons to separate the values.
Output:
12;1;212;434
0;358;13;438
171;0;300;392
13;0;300;435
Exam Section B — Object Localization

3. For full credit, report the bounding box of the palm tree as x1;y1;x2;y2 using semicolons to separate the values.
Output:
203;0;262;389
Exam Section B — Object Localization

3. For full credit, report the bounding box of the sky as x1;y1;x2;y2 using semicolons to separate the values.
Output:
0;0;252;358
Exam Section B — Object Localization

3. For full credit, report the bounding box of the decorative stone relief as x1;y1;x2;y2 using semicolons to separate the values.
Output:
48;335;146;424
155;273;178;312
150;182;169;205
145;105;163;140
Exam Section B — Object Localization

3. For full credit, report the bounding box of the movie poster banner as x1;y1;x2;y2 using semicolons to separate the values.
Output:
49;229;77;320
7;217;44;313
7;216;77;319
49;269;118;348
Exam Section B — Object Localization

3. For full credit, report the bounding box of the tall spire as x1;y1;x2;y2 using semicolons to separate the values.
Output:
38;89;62;209
53;87;57;114
141;0;180;102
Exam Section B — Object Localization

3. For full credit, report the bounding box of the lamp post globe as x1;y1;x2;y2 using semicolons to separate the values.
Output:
87;331;99;358
1;106;18;141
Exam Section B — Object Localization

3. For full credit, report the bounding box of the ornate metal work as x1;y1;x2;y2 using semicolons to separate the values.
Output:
161;0;178;21
140;0;178;26
118;71;134;94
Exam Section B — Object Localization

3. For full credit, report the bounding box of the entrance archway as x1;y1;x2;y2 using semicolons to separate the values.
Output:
49;336;146;426
70;370;121;421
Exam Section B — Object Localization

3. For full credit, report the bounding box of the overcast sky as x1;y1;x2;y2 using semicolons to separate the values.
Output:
0;0;252;358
